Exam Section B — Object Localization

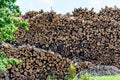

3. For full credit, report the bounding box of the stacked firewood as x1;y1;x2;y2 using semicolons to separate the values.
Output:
0;43;93;79
99;6;120;21
72;7;96;20
13;6;120;68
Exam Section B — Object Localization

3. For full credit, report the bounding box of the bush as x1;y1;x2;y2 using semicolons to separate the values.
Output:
0;52;22;73
0;0;28;73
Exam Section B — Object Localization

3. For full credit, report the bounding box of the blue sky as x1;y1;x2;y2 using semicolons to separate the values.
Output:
16;0;120;14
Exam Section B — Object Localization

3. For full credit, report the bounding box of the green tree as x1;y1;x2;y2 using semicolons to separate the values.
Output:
0;0;28;74
0;0;28;41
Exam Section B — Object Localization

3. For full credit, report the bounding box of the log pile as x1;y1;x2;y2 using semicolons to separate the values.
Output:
13;6;120;68
72;7;96;20
2;6;120;79
99;6;120;21
0;43;92;79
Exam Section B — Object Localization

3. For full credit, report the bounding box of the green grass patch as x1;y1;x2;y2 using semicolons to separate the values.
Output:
91;75;120;80
47;62;120;80
74;73;120;80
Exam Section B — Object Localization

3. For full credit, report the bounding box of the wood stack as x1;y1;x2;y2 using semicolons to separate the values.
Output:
3;6;120;79
72;7;96;20
99;6;120;21
0;43;93;79
13;7;120;67
22;10;44;19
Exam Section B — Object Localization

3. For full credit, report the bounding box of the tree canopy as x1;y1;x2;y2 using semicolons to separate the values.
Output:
0;0;28;41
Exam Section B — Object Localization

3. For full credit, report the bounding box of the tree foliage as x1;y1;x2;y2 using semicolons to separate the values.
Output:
0;52;22;73
0;0;28;41
0;0;28;73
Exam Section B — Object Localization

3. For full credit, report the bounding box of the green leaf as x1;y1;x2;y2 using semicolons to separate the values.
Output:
0;52;6;59
0;63;6;73
0;18;4;22
2;59;9;67
8;58;22;66
68;62;76;79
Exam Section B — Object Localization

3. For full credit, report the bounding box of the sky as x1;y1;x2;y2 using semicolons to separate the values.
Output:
16;0;120;14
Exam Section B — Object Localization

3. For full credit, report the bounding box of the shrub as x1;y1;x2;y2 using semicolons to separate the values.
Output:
0;0;28;74
0;52;22;73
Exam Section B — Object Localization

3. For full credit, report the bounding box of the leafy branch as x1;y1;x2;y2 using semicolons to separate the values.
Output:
0;0;28;74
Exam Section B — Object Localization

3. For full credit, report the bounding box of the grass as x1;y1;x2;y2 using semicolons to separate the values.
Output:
47;74;120;80
91;75;120;80
74;74;120;80
47;62;120;80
